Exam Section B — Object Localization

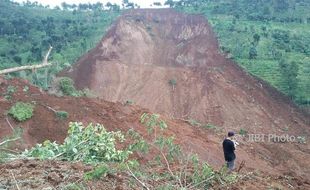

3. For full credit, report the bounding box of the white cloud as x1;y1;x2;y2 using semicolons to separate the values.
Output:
12;0;168;8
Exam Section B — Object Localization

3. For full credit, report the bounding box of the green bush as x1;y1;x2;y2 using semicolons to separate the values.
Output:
58;77;79;96
55;111;69;120
4;85;17;100
8;102;34;122
22;122;131;163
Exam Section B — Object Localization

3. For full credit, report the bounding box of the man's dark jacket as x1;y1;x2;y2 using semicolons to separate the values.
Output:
222;138;236;161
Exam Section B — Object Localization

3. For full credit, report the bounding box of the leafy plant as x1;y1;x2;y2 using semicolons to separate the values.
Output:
22;122;132;163
8;102;34;121
55;111;69;119
58;77;79;96
127;129;149;154
140;113;167;141
4;85;17;100
55;111;69;120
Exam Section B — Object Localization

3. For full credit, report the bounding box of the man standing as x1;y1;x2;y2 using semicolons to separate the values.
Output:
222;131;236;172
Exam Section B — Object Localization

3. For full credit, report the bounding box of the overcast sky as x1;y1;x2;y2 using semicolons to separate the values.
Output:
13;0;167;8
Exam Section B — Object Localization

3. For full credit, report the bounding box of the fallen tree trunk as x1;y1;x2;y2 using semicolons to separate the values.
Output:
0;46;53;75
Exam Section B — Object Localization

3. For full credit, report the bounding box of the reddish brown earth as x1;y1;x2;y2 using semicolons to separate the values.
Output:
66;9;309;131
0;9;309;189
65;7;309;177
0;78;309;189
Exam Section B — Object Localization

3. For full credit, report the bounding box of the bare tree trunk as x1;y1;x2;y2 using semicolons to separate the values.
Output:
0;46;53;75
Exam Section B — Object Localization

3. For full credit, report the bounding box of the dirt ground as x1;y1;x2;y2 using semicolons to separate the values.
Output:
0;9;310;189
0;76;309;189
0;159;309;190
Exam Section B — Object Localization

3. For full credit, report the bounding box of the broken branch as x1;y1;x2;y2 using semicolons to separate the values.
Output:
0;137;21;146
5;117;14;132
0;46;53;75
126;164;150;190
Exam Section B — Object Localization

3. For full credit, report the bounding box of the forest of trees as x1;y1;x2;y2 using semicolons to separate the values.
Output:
0;0;309;108
0;0;122;88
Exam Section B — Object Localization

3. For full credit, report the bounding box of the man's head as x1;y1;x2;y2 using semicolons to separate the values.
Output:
228;131;235;137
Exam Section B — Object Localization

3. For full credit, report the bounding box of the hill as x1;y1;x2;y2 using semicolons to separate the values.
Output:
65;9;308;130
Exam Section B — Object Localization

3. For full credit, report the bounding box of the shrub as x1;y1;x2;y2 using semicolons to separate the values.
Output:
8;102;34;121
4;85;16;100
55;111;69;120
22;122;132;163
58;77;78;96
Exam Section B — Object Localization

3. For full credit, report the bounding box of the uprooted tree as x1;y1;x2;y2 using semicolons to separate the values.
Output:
0;46;53;75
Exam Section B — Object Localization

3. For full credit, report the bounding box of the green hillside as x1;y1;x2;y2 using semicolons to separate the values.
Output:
0;0;120;88
166;0;310;106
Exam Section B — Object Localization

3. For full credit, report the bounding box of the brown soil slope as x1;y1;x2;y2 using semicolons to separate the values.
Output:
63;8;310;180
0;78;309;189
66;9;308;132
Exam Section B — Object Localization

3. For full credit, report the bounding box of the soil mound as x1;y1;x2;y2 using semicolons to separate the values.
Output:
66;9;309;131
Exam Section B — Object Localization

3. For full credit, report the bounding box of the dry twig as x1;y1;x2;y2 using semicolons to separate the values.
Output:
126;164;150;190
5;117;14;131
10;171;20;190
0;137;20;146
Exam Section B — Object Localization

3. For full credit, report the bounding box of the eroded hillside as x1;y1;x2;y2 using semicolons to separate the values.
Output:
1;8;309;190
66;9;308;132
